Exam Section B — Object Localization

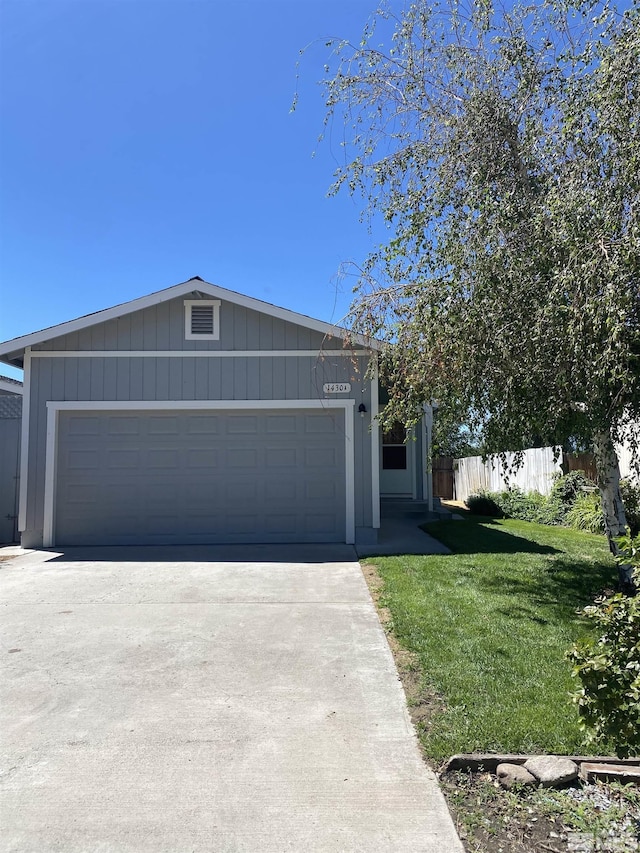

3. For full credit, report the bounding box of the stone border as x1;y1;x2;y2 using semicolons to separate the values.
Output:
444;753;640;789
444;753;640;773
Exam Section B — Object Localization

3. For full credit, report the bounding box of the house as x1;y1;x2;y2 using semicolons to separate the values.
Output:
0;278;432;549
0;376;23;544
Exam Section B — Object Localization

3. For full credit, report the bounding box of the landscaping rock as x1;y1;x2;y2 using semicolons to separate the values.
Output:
443;752;640;773
524;756;578;788
496;763;537;790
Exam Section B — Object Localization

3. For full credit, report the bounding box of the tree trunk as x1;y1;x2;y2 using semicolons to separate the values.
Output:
593;429;633;589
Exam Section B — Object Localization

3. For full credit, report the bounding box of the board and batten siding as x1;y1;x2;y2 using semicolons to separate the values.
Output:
22;296;375;546
30;296;346;353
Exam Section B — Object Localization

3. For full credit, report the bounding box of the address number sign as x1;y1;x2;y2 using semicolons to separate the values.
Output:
323;382;351;394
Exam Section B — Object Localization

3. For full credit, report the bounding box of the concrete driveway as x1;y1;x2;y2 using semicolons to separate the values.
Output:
1;545;462;852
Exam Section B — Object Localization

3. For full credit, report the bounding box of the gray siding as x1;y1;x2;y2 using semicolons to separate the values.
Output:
0;398;21;543
32;294;347;353
22;294;375;545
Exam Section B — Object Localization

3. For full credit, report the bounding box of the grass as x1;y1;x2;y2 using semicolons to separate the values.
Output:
368;514;617;763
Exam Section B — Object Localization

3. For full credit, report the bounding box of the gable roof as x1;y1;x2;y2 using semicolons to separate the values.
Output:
0;277;377;368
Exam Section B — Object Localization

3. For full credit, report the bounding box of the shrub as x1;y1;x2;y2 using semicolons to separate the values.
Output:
550;470;594;506
492;487;539;521
536;495;566;526
567;535;640;758
465;493;503;516
565;492;604;534
620;479;640;537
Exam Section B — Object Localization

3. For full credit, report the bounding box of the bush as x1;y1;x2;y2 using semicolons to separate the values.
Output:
550;470;594;506
465;473;622;535
465;493;503;516
536;495;567;526
620;479;640;537
492;487;542;521
567;534;640;758
565;492;605;534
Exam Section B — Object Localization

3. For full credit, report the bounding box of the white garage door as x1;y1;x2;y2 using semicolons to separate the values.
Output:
54;409;346;546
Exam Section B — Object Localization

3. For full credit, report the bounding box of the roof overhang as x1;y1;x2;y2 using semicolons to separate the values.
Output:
0;277;379;368
0;377;23;395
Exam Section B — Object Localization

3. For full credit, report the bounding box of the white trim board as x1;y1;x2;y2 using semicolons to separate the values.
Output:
0;277;379;360
29;349;370;359
17;348;31;531
42;399;356;548
370;368;380;529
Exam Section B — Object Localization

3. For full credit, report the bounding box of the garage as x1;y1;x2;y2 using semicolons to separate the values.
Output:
53;408;347;546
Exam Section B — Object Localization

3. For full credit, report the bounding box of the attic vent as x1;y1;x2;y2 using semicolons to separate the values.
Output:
184;299;221;341
191;304;214;334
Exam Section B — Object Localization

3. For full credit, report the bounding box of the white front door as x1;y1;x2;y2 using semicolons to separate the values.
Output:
380;423;415;497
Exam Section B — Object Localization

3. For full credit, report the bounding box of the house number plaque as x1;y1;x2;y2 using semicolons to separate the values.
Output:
323;382;351;394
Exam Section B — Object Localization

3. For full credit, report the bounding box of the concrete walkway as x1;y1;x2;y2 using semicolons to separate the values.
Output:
1;547;463;852
357;500;460;558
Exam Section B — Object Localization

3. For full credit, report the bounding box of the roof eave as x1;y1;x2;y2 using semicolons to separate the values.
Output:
0;278;379;359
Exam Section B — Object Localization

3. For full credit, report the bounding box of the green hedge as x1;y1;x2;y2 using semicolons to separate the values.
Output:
465;472;639;535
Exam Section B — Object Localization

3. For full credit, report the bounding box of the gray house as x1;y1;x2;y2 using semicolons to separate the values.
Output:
0;278;431;549
0;377;23;544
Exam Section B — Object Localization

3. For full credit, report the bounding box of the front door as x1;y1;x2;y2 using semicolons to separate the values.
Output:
380;423;415;497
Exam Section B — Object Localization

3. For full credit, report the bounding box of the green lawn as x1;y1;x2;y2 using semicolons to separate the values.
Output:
369;516;616;762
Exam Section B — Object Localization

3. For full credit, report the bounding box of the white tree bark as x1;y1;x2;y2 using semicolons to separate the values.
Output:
593;429;632;587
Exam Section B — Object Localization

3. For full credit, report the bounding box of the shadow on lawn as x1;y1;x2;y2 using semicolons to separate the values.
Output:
422;518;559;555
481;557;614;620
425;517;615;618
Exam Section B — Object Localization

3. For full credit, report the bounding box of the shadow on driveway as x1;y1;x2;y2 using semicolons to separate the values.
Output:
21;542;358;565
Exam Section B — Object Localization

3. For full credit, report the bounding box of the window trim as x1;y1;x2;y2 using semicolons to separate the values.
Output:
184;299;221;341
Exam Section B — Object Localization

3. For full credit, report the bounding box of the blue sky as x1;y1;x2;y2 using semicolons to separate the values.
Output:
0;0;387;378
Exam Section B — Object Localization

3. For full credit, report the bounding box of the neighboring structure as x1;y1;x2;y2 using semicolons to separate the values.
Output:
0;278;432;549
0;376;23;544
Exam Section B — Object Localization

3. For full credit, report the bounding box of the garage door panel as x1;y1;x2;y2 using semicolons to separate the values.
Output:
186;415;219;434
304;414;339;433
148;416;179;434
66;450;100;470
265;514;297;534
107;417;139;435
266;415;297;434
55;409;346;546
146;449;180;469
265;447;297;468
225;481;258;501
226;514;258;535
305;480;338;501
186;448;218;468
306;513;340;534
265;480;297;501
226;448;258;468
305;447;338;467
226;415;258;434
185;482;219;502
107;449;139;469
68;416;101;435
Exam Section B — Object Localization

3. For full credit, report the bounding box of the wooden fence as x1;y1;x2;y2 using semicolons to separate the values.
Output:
433;456;455;500
453;447;561;502
451;442;638;502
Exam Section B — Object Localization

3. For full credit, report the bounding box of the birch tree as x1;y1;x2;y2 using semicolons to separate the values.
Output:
314;0;640;579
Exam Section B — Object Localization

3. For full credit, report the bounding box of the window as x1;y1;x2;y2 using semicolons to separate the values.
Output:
184;299;221;341
382;422;408;470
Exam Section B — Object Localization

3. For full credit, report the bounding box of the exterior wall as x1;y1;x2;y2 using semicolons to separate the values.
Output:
31;294;345;353
0;395;22;543
22;294;375;546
